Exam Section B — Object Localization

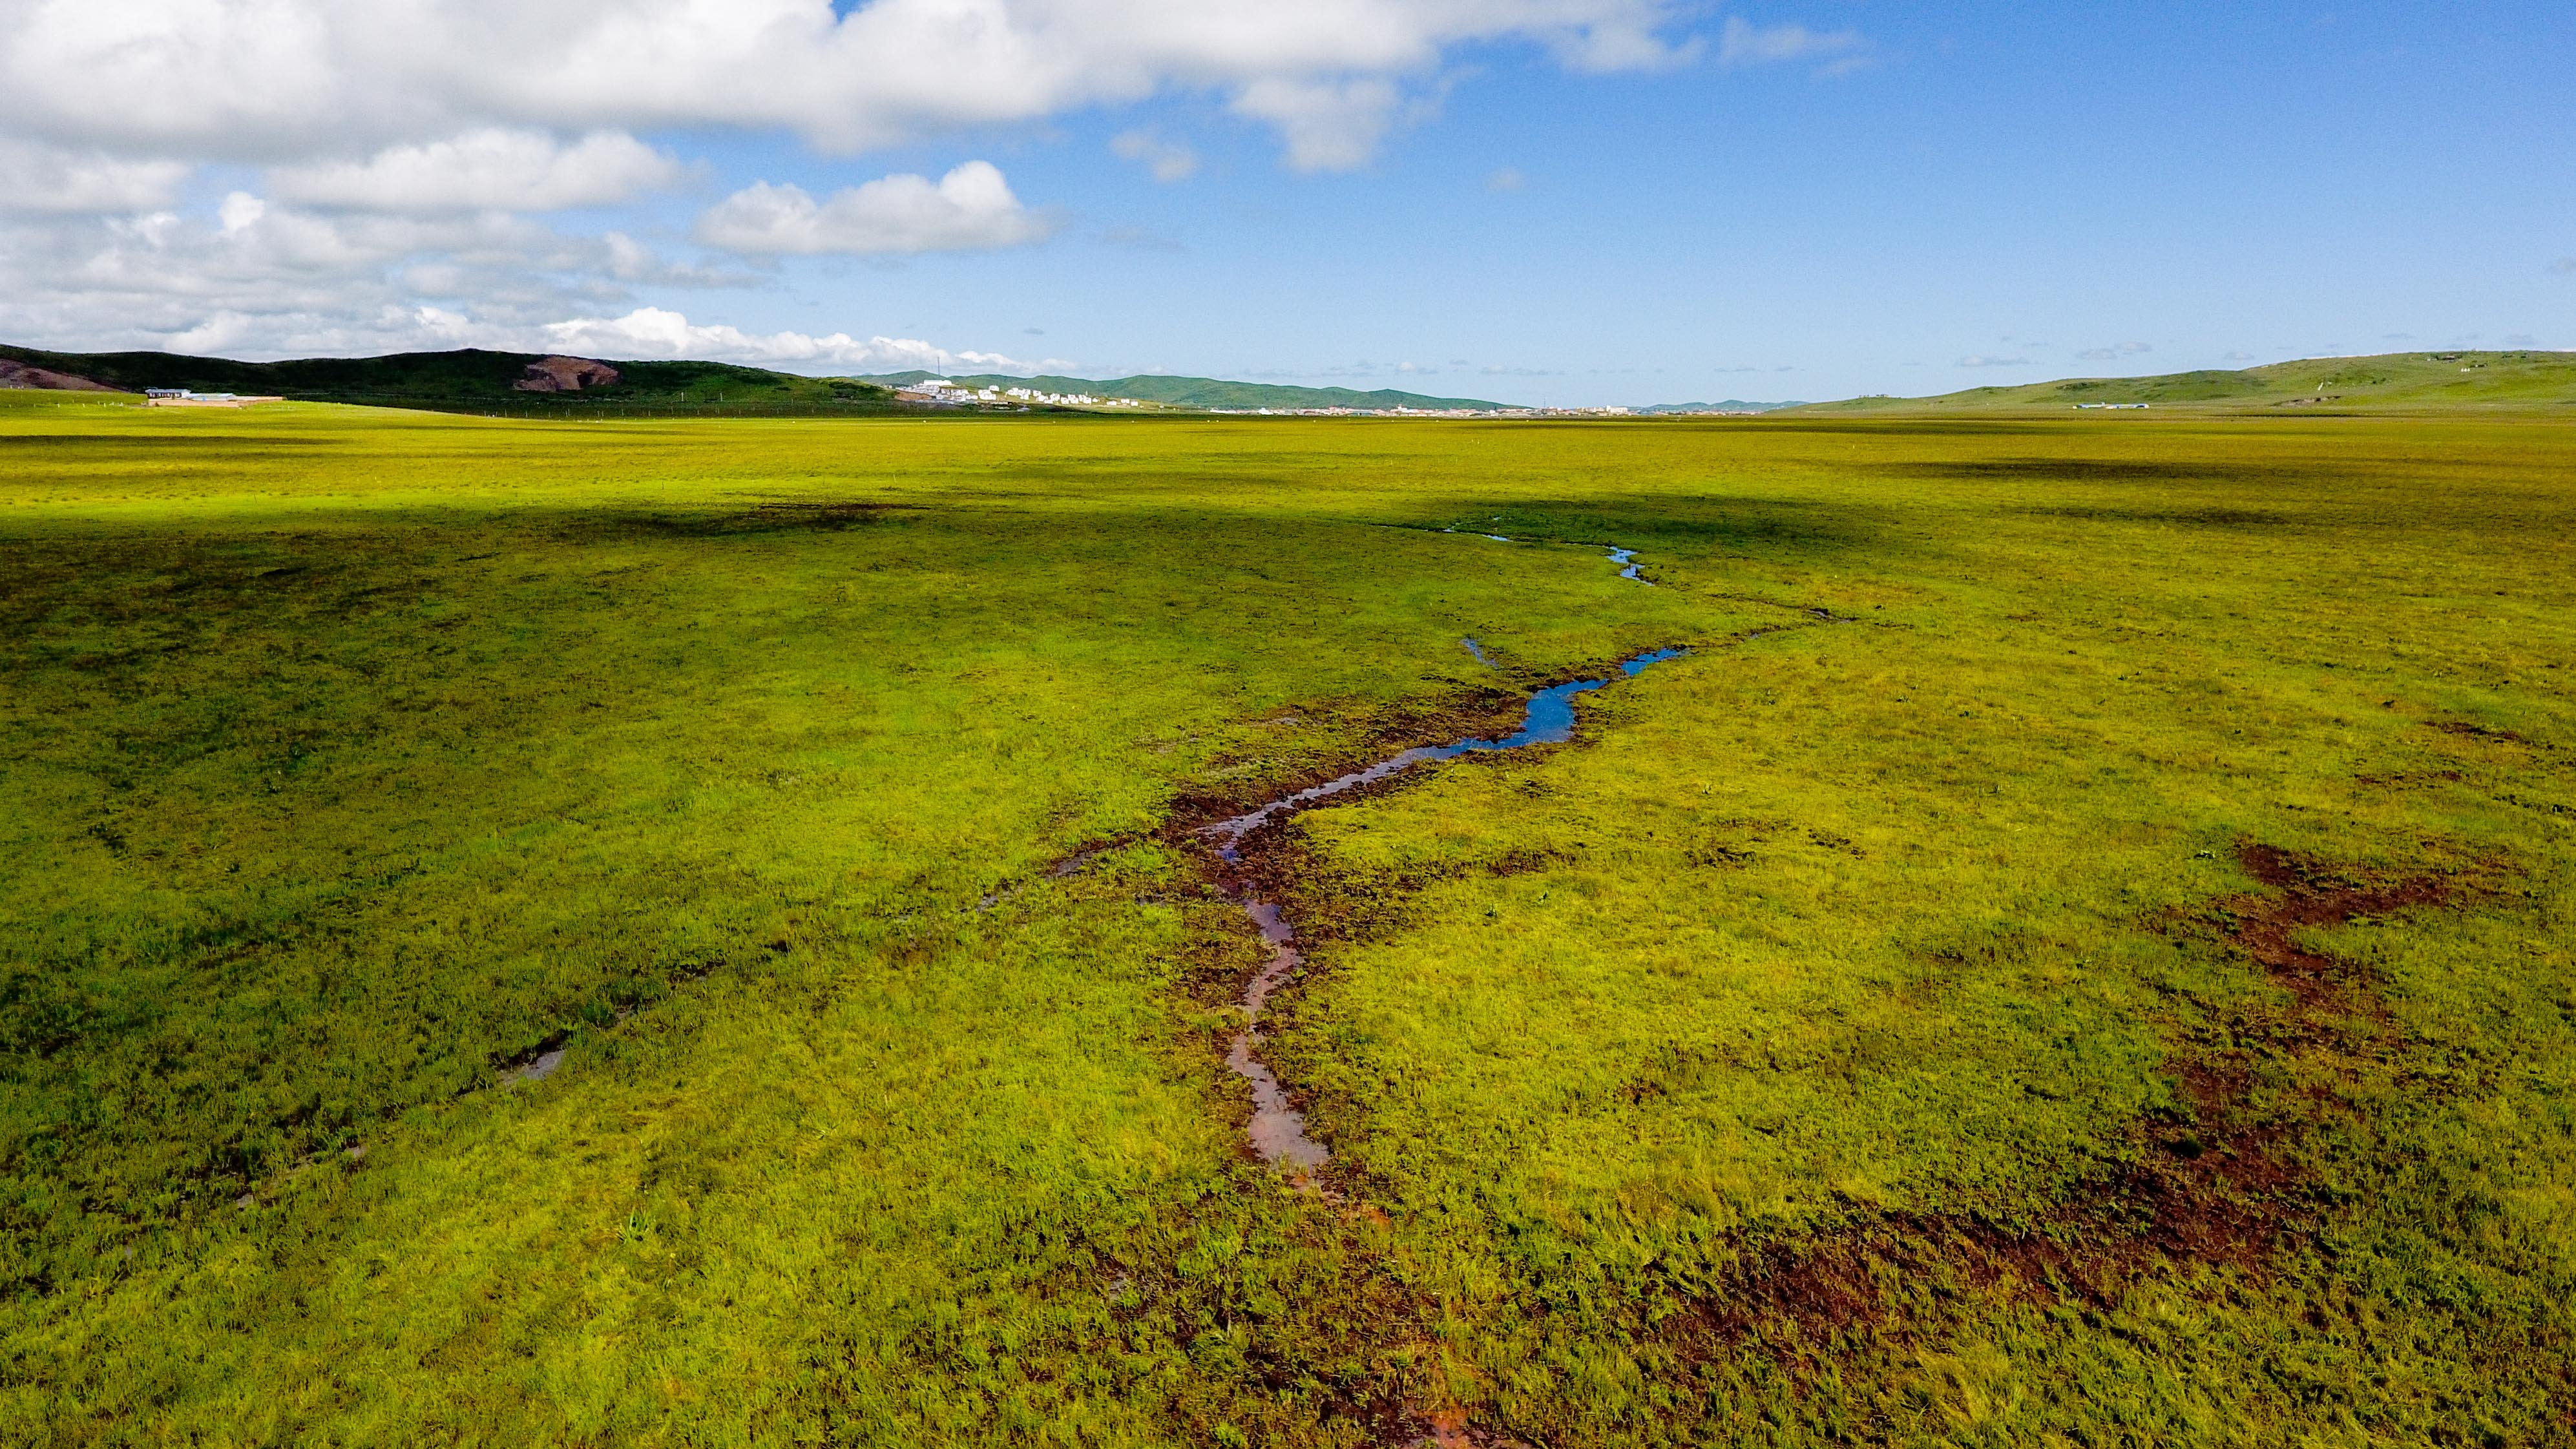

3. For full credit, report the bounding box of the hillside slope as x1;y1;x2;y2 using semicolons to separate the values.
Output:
866;369;1507;412
0;344;894;415
1789;350;2576;415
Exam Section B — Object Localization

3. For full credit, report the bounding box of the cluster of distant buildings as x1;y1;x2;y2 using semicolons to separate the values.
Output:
143;388;282;408
894;379;1144;409
886;377;1662;419
1207;404;1635;419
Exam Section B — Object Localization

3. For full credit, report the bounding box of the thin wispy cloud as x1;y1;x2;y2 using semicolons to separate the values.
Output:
1110;130;1198;184
1719;16;1866;72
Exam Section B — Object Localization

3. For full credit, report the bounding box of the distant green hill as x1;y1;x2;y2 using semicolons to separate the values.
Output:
0;344;1512;416
0;344;894;415
866;370;1508;412
1788;350;2576;415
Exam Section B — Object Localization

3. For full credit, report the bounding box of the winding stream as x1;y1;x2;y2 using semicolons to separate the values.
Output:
1434;526;1653;585
1200;641;1684;1185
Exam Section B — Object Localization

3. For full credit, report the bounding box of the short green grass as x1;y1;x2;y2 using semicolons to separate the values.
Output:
2;403;2570;1445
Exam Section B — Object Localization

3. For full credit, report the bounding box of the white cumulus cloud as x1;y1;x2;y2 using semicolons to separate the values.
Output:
271;129;680;213
539;306;1061;374
1231;75;1403;173
695;162;1054;256
0;1;1706;165
2075;341;2153;362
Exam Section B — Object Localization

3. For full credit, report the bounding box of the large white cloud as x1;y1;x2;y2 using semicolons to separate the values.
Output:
0;194;651;353
695;163;1054;255
0;1;1701;162
0;140;190;215
271;130;680;213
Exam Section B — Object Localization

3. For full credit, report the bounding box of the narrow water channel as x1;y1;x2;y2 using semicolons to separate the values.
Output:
1200;645;1685;1185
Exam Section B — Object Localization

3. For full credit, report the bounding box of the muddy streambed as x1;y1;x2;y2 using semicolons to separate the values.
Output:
1199;644;1685;1186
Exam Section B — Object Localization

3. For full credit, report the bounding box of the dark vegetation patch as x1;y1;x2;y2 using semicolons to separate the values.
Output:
566;500;922;539
1748;420;2060;437
1422;491;1889;561
1895;457;2316;485
2012;504;2292;526
0;433;339;449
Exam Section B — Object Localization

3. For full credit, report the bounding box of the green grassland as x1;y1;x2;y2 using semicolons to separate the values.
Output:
1;399;2570;1445
1792;349;2576;415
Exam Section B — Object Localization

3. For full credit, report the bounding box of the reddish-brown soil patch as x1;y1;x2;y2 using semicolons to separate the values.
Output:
512;355;621;392
2429;720;2529;744
2229;841;2450;1012
1675;840;2460;1360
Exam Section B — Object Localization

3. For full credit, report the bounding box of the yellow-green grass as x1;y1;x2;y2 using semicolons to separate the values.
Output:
1;402;2570;1446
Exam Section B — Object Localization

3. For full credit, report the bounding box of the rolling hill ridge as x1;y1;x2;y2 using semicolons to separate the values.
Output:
0;344;894;415
1785;350;2576;414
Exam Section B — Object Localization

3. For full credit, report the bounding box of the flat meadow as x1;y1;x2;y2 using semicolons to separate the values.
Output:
1;393;2570;1446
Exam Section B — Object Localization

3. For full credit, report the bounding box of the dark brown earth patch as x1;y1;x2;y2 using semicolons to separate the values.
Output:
1667;840;2462;1364
2430;720;2530;744
511;355;620;393
2228;840;2451;1013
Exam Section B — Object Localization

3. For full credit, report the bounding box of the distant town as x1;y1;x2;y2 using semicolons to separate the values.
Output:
891;377;1657;418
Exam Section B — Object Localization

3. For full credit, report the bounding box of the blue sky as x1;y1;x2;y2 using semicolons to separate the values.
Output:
1;2;2568;406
